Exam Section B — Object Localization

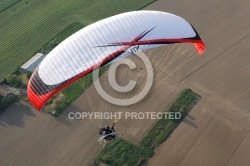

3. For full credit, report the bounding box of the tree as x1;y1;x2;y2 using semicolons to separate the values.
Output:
43;105;54;112
6;74;16;85
0;94;3;111
58;93;66;102
53;98;60;104
51;103;57;110
0;94;3;101
14;76;22;87
26;72;32;79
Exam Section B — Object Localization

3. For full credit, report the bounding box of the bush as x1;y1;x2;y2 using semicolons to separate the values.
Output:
6;74;16;85
5;73;23;88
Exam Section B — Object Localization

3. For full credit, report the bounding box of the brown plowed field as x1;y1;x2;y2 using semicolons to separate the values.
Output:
145;0;250;165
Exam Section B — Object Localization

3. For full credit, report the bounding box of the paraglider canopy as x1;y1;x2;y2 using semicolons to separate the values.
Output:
27;10;205;110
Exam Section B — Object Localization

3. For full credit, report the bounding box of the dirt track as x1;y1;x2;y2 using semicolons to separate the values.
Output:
0;0;250;165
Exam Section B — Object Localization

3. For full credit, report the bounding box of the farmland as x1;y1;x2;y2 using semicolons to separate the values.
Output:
0;0;155;79
38;22;85;54
0;0;250;165
0;0;19;12
92;89;200;166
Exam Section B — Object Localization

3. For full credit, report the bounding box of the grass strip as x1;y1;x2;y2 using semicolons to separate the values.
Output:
91;139;146;166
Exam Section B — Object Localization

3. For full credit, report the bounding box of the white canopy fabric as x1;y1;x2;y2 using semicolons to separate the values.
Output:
28;10;205;110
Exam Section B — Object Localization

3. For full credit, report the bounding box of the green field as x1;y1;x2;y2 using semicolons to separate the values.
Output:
0;0;19;12
92;139;145;166
0;0;156;80
38;22;85;54
92;89;200;166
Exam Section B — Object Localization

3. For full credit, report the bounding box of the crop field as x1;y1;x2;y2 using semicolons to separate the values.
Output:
0;0;19;12
38;22;85;54
0;0;155;79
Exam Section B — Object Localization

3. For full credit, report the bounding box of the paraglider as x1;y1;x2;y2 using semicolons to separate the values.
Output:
99;123;116;141
98;122;123;147
27;10;205;111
